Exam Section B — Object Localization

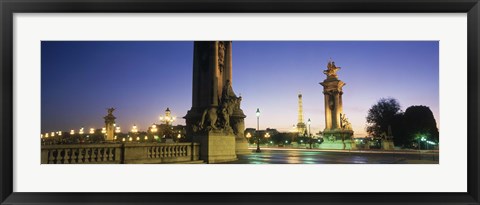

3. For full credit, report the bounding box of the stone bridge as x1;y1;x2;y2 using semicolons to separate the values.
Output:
41;143;201;164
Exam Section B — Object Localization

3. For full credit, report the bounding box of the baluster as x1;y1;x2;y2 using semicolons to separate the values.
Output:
83;148;90;163
111;148;115;161
64;148;70;164
160;146;164;158
48;149;55;164
56;149;63;164
102;148;107;161
75;148;81;164
95;148;100;162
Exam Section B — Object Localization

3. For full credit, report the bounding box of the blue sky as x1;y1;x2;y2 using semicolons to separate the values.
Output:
42;41;439;137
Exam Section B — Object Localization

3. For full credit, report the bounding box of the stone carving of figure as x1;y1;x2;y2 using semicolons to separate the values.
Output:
218;41;225;73
221;102;230;128
200;107;218;130
107;107;115;115
323;60;341;79
222;80;236;101
340;113;352;130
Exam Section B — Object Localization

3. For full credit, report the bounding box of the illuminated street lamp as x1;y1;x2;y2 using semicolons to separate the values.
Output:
51;132;55;137
265;132;270;146
131;125;138;133
89;128;95;134
246;132;252;144
101;127;106;134
150;124;158;133
256;108;261;153
58;131;62;136
79;127;84;135
115;126;121;134
45;133;49;138
308;118;312;149
70;130;75;135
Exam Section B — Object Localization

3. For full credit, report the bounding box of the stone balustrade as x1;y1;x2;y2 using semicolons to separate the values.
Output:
41;143;200;164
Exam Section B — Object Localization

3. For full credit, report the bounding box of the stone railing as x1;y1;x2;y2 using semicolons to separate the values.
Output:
41;143;200;164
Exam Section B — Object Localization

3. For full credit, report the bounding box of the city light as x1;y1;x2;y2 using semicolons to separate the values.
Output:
265;133;270;138
177;133;181;139
246;133;251;138
51;132;55;137
79;127;84;135
122;138;125;142
150;124;157;133
40;134;43;138
115;126;121;133
131;125;138;133
101;127;106;134
114;136;117;140
70;130;75;135
58;131;62;136
129;137;133;141
89;128;95;134
144;136;148;140
136;136;140;141
45;133;49;138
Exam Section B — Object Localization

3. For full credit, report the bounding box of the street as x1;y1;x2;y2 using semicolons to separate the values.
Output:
224;148;439;164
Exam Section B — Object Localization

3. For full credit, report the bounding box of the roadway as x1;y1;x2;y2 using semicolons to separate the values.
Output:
223;148;439;164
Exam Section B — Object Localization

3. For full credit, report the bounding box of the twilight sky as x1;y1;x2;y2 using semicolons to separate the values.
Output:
41;41;439;137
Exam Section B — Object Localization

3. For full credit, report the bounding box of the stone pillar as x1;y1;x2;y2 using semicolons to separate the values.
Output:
319;60;354;149
104;108;116;141
324;92;332;130
334;91;341;129
184;41;245;163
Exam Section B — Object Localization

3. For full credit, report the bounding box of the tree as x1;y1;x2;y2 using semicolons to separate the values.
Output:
366;98;403;138
403;105;439;146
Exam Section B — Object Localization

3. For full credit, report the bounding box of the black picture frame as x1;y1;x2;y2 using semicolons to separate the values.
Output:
1;0;479;204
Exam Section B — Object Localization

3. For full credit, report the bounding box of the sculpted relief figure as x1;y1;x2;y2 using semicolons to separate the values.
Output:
199;107;218;131
323;60;341;79
340;113;352;130
107;107;115;115
218;41;225;73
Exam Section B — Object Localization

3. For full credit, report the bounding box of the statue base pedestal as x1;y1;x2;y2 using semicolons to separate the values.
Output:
382;140;395;150
320;129;356;150
194;131;237;163
235;137;250;155
318;139;355;150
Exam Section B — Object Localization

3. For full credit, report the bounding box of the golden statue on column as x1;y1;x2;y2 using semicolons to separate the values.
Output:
319;60;355;150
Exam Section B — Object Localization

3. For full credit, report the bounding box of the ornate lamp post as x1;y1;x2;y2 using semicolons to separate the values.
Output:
256;108;261;153
131;124;138;143
246;132;252;145
308;118;312;149
265;132;270;147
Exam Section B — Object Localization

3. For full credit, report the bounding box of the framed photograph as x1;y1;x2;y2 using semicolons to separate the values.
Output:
1;0;479;204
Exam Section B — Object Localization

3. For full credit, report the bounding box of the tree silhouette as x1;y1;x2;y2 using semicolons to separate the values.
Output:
403;105;439;145
366;98;402;138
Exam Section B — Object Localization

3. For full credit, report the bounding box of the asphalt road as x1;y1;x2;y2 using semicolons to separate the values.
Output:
223;148;439;164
